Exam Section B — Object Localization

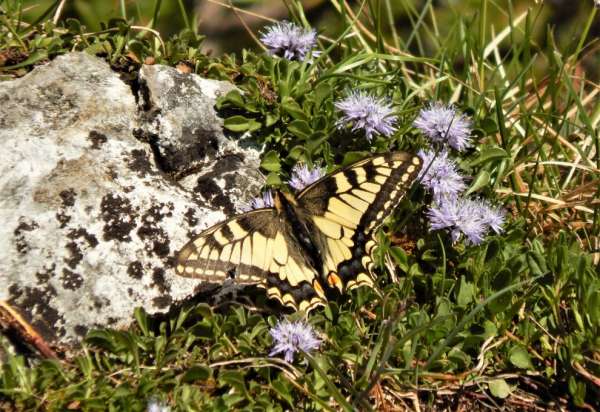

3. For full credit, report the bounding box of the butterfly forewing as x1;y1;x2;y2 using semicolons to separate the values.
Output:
176;209;326;312
297;152;422;292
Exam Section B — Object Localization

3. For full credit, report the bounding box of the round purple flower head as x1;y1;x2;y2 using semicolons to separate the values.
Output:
417;149;467;203
427;197;505;245
335;91;397;142
260;21;318;61
269;319;321;363
241;191;274;212
289;163;326;191
413;102;472;151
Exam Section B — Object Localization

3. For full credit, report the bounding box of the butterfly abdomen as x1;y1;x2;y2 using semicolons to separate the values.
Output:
274;190;324;275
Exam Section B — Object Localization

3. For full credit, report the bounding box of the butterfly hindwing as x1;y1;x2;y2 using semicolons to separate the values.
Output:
297;152;422;292
176;209;326;312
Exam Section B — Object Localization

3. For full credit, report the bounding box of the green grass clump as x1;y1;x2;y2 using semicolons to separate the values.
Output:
1;0;599;410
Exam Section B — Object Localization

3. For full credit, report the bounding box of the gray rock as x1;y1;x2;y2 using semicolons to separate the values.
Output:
0;52;264;347
137;63;264;215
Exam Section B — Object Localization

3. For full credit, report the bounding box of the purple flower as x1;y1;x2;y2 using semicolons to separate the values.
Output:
241;191;274;212
269;319;321;363
413;102;472;151
335;91;397;141
427;197;505;245
477;199;506;234
417;149;467;203
289;163;326;191
260;21;319;61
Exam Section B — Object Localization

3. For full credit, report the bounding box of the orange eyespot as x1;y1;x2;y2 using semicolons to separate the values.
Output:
327;273;343;292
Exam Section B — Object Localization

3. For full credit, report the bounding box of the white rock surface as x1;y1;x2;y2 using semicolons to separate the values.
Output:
0;52;263;346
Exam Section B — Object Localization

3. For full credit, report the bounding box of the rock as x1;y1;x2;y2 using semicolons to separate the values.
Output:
0;52;264;348
138;64;264;215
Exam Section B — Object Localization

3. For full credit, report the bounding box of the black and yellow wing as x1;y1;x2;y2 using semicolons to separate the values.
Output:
297;151;422;293
176;209;326;312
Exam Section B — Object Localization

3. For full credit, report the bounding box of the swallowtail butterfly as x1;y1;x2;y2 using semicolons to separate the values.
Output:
176;152;421;312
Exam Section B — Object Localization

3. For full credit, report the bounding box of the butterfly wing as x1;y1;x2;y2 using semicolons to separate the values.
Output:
297;151;422;292
176;209;326;312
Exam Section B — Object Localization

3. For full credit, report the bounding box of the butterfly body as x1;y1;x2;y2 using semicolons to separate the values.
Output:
176;152;422;312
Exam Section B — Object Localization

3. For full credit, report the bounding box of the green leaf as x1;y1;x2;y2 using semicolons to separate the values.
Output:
314;82;332;108
1;50;48;70
342;151;370;166
509;345;533;369
480;117;498;134
260;150;281;172
281;97;307;121
287;119;312;140
587;289;600;326
265;112;280;127
466;170;490;195
469;147;509;167
134;307;149;336
488;379;512;398
389;247;408;272
194;303;213;319
266;172;282;186
224;115;261;132
288;145;306;160
271;379;293;407
219;370;248;398
219;90;246;109
181;366;212;383
569;376;587;406
456;276;475;307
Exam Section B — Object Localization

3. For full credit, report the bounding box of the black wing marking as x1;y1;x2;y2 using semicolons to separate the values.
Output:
176;209;326;312
297;152;422;292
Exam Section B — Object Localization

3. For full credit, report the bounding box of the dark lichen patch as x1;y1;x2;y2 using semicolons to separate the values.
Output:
36;264;56;283
8;283;20;296
184;207;198;227
74;325;89;337
88;130;107;149
14;217;39;255
67;228;99;248
92;296;108;310
64;229;96;267
194;177;235;215
56;210;71;228
152;239;170;258
100;193;138;241
127;148;158;177
61;268;84;290
8;284;64;342
127;261;144;280
64;241;83;269
137;203;173;258
166;135;220;174
152;295;172;309
151;267;170;294
59;189;76;207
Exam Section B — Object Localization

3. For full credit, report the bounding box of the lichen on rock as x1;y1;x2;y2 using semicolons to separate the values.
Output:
0;52;264;347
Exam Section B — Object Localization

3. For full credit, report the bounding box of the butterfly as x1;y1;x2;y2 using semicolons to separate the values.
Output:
175;151;422;312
